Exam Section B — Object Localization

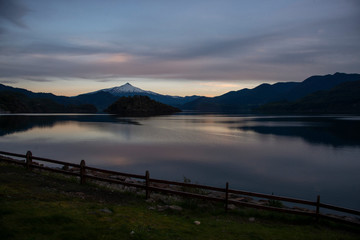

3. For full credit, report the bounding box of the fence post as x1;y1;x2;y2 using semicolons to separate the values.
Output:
316;195;320;221
80;160;86;184
225;182;229;212
26;151;32;170
145;170;150;199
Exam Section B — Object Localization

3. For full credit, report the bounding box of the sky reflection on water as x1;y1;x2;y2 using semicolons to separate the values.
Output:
0;114;359;210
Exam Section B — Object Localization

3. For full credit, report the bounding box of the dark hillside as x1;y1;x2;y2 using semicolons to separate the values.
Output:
283;72;360;100
73;91;119;112
0;91;97;113
183;73;360;112
105;95;181;116
258;80;360;114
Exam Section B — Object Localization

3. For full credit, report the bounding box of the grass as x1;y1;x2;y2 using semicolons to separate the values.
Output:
0;162;359;240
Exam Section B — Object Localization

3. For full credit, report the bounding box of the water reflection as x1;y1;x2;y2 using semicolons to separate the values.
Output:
0;114;359;210
234;116;360;147
0;114;141;137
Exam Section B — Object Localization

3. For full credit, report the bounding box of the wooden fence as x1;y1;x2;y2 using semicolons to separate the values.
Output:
0;150;359;226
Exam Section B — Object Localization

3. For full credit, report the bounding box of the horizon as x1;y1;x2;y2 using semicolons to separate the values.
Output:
1;78;258;97
1;71;359;98
1;1;359;96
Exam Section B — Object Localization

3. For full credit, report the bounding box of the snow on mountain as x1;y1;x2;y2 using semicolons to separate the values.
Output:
99;83;159;96
85;82;201;109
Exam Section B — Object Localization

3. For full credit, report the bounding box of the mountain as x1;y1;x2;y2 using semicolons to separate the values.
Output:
99;82;158;95
105;95;181;116
72;91;119;113
183;73;360;113
0;82;201;113
85;83;201;110
0;83;72;105
282;72;360;100
0;91;97;113
0;83;115;113
257;80;360;114
1;73;359;114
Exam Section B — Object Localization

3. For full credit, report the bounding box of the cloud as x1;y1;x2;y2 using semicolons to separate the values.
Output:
0;42;105;56
0;79;19;84
0;0;29;28
0;26;7;35
0;0;359;86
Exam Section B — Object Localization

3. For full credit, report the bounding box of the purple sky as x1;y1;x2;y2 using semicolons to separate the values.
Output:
0;0;359;96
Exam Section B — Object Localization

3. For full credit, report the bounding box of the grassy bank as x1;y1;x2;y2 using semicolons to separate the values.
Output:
0;162;358;240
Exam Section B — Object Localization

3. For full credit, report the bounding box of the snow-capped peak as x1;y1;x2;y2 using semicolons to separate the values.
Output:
99;83;158;96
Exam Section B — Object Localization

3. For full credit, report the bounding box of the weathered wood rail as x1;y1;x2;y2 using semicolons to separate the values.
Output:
1;150;359;225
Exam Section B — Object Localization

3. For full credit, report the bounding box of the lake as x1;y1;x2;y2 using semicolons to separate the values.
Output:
1;113;359;211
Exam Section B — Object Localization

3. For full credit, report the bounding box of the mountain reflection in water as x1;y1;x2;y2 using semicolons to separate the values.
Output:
0;114;141;137
236;116;360;147
0;114;359;211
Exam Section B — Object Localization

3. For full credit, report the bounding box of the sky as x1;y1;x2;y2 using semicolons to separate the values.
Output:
0;0;359;97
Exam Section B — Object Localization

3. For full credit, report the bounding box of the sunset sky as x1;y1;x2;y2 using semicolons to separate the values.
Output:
0;0;359;97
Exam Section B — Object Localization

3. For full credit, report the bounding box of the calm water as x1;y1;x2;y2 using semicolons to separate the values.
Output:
1;114;359;210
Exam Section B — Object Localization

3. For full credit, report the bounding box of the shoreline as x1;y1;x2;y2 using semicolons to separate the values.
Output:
1;154;359;225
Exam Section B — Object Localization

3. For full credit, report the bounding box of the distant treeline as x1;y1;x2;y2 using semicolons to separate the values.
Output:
257;80;360;114
0;91;180;116
0;91;97;113
105;95;181;116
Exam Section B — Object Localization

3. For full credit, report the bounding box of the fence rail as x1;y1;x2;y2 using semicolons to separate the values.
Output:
0;150;359;226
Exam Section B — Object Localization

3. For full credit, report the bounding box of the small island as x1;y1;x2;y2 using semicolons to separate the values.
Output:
105;95;181;116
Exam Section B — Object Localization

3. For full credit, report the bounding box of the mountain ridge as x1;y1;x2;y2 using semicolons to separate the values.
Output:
0;82;201;112
0;91;97;113
257;80;360;114
1;72;359;113
85;82;201;110
183;72;360;112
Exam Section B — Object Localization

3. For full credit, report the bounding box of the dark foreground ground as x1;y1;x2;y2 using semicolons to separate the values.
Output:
0;162;359;240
